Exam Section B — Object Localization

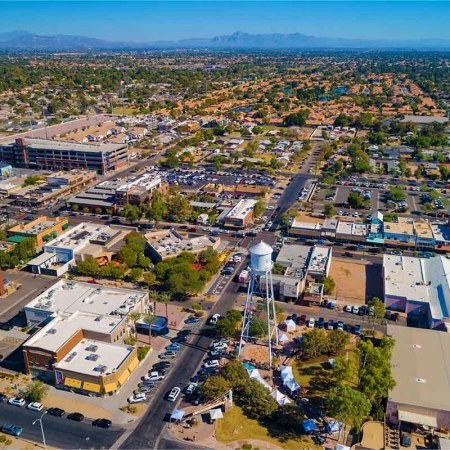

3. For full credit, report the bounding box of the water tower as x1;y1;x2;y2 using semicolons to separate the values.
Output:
239;241;279;365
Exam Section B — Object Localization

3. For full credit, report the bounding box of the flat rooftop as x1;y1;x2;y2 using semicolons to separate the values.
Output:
54;338;134;377
25;279;147;317
308;246;332;275
388;325;450;412
276;244;311;275
226;199;257;220
384;217;415;236
2;138;126;154
431;224;450;243
116;173;162;193
25;311;124;353
9;217;64;236
145;229;218;258
384;254;450;320
414;220;433;239
45;222;122;251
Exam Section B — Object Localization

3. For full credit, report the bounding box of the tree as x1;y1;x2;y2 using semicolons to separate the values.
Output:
215;317;239;338
147;191;167;224
284;109;310;126
323;276;336;295
327;330;350;356
221;360;248;389
24;381;49;403
129;267;143;282
142;271;156;288
332;355;356;384
201;376;231;401
239;379;279;419
127;311;141;333
347;191;363;209
143;314;155;346
323;203;336;218
119;246;138;267
253;200;265;218
76;256;99;277
138;254;151;268
368;297;385;325
389;186;406;202
250;318;268;338
243;141;258;157
327;384;371;437
302;328;328;359
122;203;141;224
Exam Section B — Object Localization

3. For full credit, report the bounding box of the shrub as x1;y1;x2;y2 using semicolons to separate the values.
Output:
137;345;150;361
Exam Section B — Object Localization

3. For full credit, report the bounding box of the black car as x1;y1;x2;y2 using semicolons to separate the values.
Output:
47;407;65;417
153;361;171;370
93;418;112;429
317;317;325;329
171;336;187;343
178;329;192;336
0;394;7;403
67;413;84;422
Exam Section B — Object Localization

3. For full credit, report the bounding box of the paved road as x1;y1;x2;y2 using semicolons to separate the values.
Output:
277;173;316;214
0;404;123;449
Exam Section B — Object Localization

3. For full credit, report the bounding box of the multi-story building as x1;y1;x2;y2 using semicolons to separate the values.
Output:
0;138;128;174
222;199;257;229
8;216;69;247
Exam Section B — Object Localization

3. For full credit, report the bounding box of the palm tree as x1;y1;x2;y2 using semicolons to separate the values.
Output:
142;314;155;346
148;289;159;315
158;292;171;320
127;311;141;335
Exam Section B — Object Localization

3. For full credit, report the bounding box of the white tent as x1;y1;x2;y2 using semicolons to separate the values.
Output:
336;445;350;450
284;319;297;332
279;333;289;343
209;408;224;421
280;365;293;382
284;378;301;392
248;368;262;379
271;389;292;406
170;409;185;421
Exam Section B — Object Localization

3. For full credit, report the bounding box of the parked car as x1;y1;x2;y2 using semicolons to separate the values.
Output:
1;424;22;437
317;317;325;329
167;387;181;402
27;402;44;412
307;318;315;328
92;418;112;429
208;314;221;325
8;397;25;407
185;383;198;395
401;433;412;447
352;306;360;315
153;361;171;370
336;321;344;331
128;393;147;404
0;394;7;403
327;301;336;310
204;359;220;369
327;320;334;330
159;351;176;360
297;314;307;325
184;317;200;324
211;342;227;351
353;324;361;335
145;371;164;382
209;349;224;358
165;343;181;351
67;413;84;422
47;407;65;417
344;305;353;313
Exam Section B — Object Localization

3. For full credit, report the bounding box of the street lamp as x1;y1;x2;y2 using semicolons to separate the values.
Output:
32;411;48;449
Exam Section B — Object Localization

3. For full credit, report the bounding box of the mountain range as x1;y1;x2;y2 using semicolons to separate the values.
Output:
0;30;449;51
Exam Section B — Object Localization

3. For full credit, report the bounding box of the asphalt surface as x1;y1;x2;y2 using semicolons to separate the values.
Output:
277;173;316;214
0;404;123;449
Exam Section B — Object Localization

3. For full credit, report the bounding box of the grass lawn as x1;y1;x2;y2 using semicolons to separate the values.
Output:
216;406;314;449
112;106;140;115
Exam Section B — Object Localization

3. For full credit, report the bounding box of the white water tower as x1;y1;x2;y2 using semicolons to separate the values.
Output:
239;241;279;365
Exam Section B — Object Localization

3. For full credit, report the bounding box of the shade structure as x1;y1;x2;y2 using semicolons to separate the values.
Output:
284;319;297;332
271;389;291;406
170;409;185;421
279;333;289;343
248;368;262;379
336;445;350;450
209;408;224;420
280;365;293;381
64;377;82;389
324;420;341;433
83;381;101;393
284;377;301;392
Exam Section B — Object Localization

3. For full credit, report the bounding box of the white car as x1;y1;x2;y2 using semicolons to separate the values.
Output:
185;383;198;395
266;205;275;210
8;397;26;407
352;306;360;315
128;393;146;404
204;359;220;369
233;255;242;262
344;305;353;313
27;402;44;412
145;371;165;382
167;387;181;402
212;342;227;351
307;318;315;328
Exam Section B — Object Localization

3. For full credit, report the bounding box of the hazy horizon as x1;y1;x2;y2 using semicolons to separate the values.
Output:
0;1;449;43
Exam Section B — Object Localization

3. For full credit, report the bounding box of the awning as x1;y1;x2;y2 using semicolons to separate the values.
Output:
117;370;129;386
127;357;139;373
64;377;82;389
209;408;223;420
170;409;185;421
83;382;101;393
103;382;118;393
398;410;437;428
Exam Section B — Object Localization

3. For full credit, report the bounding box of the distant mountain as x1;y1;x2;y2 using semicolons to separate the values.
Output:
0;30;449;51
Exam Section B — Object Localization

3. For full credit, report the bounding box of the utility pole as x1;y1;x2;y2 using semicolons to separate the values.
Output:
32;411;48;449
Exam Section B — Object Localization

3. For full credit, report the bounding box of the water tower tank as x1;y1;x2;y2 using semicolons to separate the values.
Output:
249;241;273;274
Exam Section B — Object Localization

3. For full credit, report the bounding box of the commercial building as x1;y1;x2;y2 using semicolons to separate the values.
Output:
23;280;147;327
27;222;130;276
23;311;138;395
386;325;450;429
8;216;69;247
145;229;220;262
222;199;257;229
114;173;165;206
307;246;332;280
276;244;311;278
383;254;450;330
0;138;128;174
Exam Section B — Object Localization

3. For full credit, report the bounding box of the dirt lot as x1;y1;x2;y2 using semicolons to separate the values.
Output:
329;259;383;305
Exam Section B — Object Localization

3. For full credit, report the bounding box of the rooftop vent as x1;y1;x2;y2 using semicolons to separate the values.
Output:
416;378;426;383
86;354;99;361
47;328;57;334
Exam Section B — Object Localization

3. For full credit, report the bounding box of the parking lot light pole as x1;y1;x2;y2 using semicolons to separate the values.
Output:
32;411;48;449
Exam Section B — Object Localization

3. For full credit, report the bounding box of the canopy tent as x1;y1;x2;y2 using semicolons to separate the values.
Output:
271;389;291;406
284;319;297;332
302;419;318;433
280;365;293;381
248;368;262;379
284;378;301;392
170;409;185;422
336;445;351;450
324;420;341;434
209;408;224;421
279;333;289;343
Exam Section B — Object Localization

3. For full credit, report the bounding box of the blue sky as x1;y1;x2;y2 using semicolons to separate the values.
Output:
0;1;448;42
